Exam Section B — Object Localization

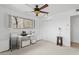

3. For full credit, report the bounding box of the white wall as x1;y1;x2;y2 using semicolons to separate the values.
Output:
39;9;79;46
71;15;79;43
0;6;40;52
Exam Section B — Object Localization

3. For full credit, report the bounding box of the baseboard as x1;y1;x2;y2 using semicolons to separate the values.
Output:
0;49;9;53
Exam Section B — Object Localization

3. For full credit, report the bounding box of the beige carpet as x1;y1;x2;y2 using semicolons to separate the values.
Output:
0;40;79;55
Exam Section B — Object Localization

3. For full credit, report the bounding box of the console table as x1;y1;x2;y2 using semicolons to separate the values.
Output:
10;34;36;52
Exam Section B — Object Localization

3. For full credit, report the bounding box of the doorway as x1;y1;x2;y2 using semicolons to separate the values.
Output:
70;15;79;48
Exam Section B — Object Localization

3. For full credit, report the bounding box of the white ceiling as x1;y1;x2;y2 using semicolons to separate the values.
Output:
1;4;79;17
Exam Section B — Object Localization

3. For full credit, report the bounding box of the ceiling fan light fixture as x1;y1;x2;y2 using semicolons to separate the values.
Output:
28;4;48;16
34;11;40;16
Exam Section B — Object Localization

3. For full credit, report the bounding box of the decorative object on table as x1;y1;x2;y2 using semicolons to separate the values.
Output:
8;15;35;29
21;31;28;36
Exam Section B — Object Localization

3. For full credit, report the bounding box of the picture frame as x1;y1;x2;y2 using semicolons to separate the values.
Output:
8;15;35;29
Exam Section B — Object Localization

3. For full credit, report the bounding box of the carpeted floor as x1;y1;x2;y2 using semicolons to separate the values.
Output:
0;40;79;55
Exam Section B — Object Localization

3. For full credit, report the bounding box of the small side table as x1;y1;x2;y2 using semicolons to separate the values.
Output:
57;36;63;46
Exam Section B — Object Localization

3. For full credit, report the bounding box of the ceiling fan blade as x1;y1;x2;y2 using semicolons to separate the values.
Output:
40;11;48;14
39;4;48;10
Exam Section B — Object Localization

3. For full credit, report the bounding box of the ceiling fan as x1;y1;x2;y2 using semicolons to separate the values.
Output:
30;4;48;16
